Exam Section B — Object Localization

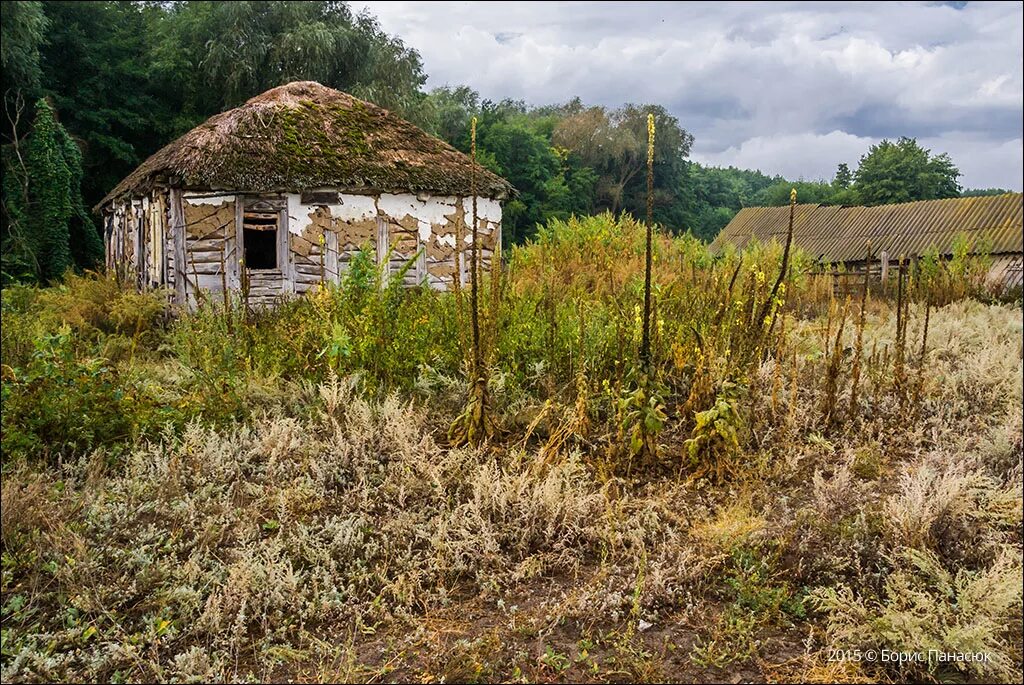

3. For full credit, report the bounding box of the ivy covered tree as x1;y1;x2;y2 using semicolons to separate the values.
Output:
2;99;102;283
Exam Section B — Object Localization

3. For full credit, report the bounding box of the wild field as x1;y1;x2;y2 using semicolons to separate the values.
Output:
1;214;1021;683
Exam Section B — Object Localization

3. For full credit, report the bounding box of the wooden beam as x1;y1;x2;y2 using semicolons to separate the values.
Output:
169;188;187;306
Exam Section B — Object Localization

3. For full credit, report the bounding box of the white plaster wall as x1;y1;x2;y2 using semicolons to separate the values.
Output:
287;193;313;235
329;194;378;223
475;197;502;223
183;193;234;206
290;191;501;240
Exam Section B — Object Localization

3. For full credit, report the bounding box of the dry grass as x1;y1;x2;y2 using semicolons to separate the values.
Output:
2;229;1021;682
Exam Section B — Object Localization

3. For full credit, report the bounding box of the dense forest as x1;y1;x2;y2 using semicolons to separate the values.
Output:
0;0;1011;283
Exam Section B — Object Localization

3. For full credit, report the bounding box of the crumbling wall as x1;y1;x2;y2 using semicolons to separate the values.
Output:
105;187;502;306
287;191;501;291
181;194;237;299
105;189;171;290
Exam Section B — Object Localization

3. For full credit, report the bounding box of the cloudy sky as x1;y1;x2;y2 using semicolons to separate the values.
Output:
352;1;1023;191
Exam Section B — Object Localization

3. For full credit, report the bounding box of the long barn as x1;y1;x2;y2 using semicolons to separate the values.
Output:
710;193;1024;289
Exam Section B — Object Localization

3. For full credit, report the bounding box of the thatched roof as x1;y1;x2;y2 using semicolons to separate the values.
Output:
710;193;1023;262
98;81;512;209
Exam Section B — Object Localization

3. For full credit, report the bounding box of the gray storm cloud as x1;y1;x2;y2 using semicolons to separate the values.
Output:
353;1;1023;190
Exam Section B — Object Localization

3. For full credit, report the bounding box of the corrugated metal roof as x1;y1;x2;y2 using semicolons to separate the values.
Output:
710;193;1023;262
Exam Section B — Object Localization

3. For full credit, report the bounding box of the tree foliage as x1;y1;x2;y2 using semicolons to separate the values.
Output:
0;0;992;282
150;1;429;125
1;0;47;97
959;187;1013;198
834;162;853;190
853;137;961;205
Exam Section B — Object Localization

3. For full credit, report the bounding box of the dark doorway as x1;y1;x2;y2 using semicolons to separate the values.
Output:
243;212;278;269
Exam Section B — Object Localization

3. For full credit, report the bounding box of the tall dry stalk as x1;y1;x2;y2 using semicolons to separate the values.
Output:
449;116;495;446
912;294;932;414
847;241;871;420
894;255;908;400
822;297;850;426
640;113;655;372
760;188;797;339
470;117;482;382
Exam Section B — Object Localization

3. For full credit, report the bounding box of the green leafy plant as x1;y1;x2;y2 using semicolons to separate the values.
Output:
685;380;746;482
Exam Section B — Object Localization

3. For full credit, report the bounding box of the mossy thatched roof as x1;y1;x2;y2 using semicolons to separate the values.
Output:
99;81;511;209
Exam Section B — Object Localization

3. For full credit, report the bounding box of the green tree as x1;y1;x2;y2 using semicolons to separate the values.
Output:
1;1;49;281
552;103;693;217
424;85;479;145
853;137;961;205
961;187;1013;197
677;163;781;239
475;102;562;244
39;1;167;214
3;99;102;283
1;1;48;102
151;1;429;126
834;162;853;189
753;180;838;207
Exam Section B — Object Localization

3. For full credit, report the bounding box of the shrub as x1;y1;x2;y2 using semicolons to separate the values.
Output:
0;327;160;463
813;547;1023;682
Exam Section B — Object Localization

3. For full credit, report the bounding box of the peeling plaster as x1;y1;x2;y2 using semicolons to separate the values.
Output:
329;194;379;223
183;194;234;206
476;197;502;223
287;193;314;235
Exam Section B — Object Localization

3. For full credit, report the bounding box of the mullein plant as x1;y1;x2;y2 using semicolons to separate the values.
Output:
450;117;496;446
683;188;797;481
617;113;666;472
846;241;872;422
752;187;797;362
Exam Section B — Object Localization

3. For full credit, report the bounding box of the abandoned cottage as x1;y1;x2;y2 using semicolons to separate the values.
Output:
97;81;512;306
710;193;1024;290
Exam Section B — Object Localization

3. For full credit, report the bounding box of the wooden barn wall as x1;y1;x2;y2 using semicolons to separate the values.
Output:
988;253;1023;290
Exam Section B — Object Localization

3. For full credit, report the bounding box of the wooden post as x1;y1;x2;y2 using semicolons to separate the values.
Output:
880;250;889;295
169;188;187;306
325;229;339;284
320;233;326;286
231;197;243;291
278;205;293;294
376;217;389;287
220;241;229;311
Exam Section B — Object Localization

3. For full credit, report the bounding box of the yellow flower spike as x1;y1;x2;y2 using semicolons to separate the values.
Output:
790;187;797;204
647;114;655;161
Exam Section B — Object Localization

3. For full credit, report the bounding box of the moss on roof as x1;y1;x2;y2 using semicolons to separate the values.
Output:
98;81;512;209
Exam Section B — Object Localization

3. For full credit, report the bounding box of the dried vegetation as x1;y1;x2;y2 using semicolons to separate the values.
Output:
1;214;1021;683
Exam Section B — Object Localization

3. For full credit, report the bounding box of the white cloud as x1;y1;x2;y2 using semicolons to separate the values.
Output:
692;131;870;182
919;133;1024;191
353;1;1023;190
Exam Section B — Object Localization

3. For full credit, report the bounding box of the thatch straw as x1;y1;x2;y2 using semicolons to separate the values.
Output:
97;81;512;210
